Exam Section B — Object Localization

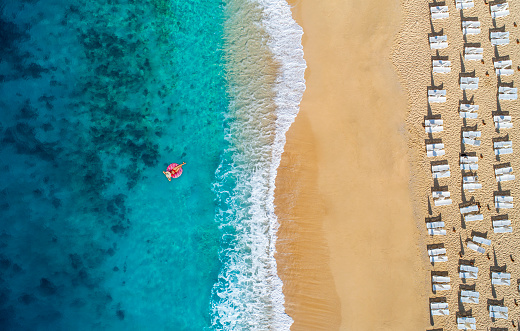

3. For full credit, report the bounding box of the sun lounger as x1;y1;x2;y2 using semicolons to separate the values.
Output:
495;148;513;155
432;164;450;178
462;21;480;35
463;138;481;146
465;47;483;61
428;229;447;235
428;248;446;256
473;236;491;246
456;0;474;9
495;196;513;208
427;221;446;235
491;31;510;45
428;248;448;262
494;140;513;155
494;226;513;233
459;265;478;279
460;290;479;304
463;175;477;183
462;131;481;138
430;255;448;262
426;142;445;157
462;176;480;190
460;205;478;214
431;6;449;20
494;115;513;129
463;183;482;191
432;189;451;206
489;305;508;319
492;272;511;285
462;131;481;146
457;317;476;330
498;86;518;100
495;195;513;202
493;219;512;233
430;35;448;49
495;166;513;175
428;89;446;103
491;3;509;18
460;155;478;170
432;60;451;73
496;202;514;209
459;104;479;119
432;275;450;283
431;302;449;316
494;60;514;75
460;77;479;90
426;221;444;229
425;119;443;133
465;214;483;222
496;173;515;181
467;241;485;254
433;284;450;291
460;163;478;170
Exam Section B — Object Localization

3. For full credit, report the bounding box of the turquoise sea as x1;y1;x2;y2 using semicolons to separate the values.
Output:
0;0;305;330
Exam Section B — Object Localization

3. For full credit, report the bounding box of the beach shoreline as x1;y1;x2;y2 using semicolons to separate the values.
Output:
275;0;431;329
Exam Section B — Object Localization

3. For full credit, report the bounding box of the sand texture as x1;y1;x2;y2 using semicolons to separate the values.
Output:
394;1;520;330
276;0;432;330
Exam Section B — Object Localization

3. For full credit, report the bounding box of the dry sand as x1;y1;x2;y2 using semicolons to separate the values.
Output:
275;0;431;330
277;0;520;330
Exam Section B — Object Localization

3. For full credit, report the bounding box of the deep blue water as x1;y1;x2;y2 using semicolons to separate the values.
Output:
0;0;227;329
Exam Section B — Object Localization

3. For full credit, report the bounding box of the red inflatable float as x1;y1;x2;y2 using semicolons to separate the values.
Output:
163;162;185;181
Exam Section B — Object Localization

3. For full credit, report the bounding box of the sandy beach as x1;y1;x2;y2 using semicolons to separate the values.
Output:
276;0;430;330
277;0;520;330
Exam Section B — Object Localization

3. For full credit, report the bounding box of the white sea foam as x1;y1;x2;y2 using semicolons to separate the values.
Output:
210;0;306;329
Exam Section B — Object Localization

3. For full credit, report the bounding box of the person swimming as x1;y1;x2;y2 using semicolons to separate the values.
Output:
163;162;186;181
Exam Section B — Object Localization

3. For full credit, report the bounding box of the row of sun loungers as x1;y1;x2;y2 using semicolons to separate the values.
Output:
431;2;509;19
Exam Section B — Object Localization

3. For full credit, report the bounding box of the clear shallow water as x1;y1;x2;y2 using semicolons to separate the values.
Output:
0;0;304;330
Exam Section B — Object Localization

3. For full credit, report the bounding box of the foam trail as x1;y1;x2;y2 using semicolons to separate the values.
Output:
210;0;306;329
